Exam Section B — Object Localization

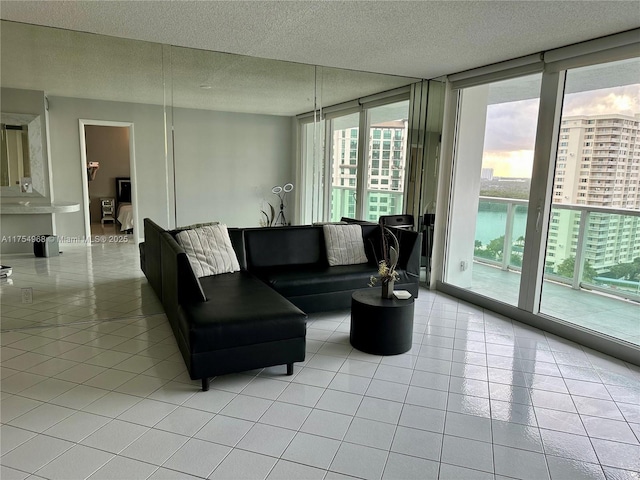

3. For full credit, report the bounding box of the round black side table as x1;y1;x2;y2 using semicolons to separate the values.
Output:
350;289;414;355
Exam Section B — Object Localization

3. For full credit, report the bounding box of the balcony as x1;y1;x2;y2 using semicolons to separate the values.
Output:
469;263;640;346
594;145;620;150
596;121;623;127
588;176;615;181
472;197;640;346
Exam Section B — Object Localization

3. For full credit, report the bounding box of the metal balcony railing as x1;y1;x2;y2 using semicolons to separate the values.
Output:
329;186;405;222
474;196;640;301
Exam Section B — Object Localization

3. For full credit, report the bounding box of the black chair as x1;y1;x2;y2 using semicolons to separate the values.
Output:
378;214;415;230
422;213;435;285
340;217;376;225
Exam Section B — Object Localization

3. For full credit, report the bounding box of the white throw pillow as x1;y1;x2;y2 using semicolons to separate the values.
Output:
323;224;368;266
175;224;240;277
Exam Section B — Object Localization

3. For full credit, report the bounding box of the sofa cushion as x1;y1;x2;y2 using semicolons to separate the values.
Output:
179;271;307;353
176;224;240;277
323;224;368;266
253;264;413;298
244;226;326;268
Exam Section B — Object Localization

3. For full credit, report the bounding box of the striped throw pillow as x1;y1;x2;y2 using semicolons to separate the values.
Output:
175;224;240;277
323;224;368;266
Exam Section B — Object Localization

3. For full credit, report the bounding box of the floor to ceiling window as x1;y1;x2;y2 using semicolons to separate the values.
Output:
365;101;410;222
440;35;639;358
325;101;411;223
298;118;325;225
539;57;640;345
327;112;360;221
444;74;542;306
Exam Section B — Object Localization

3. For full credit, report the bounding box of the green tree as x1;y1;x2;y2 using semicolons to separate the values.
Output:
485;235;504;261
605;257;640;282
510;255;523;267
556;256;597;282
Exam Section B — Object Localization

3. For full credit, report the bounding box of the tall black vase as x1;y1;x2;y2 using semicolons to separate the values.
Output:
381;279;395;299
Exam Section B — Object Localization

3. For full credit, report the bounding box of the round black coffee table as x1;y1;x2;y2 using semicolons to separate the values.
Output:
350;289;414;355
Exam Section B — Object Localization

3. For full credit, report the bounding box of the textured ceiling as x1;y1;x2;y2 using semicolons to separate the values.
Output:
2;0;639;79
0;21;417;115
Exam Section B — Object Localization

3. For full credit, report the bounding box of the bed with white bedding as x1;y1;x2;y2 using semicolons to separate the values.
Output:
116;177;134;232
117;203;134;231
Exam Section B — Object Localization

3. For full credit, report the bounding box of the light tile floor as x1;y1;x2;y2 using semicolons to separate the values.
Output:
1;242;639;479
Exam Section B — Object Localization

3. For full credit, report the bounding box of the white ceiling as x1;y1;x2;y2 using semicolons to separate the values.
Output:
2;0;639;79
0;21;417;115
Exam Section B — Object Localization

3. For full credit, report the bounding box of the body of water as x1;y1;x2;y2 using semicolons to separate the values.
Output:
475;210;528;245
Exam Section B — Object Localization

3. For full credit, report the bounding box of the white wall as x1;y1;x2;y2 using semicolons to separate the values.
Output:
46;96;296;240
173;107;295;227
47;97;170;239
445;85;489;287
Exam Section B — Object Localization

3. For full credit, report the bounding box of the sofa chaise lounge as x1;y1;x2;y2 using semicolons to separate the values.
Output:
140;219;421;390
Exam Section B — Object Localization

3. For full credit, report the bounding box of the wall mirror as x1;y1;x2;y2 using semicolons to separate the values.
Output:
0;112;45;196
1;18;421;233
169;44;317;227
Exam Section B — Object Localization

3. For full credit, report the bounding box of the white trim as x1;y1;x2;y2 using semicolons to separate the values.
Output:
322;101;360;118
359;86;411;106
545;42;640;73
297;86;411;120
323;118;333;222
44;101;56;234
355;108;370;220
361;92;410;111
449;54;543;89
78;121;91;242
294;119;303;225
544;28;640;64
517;70;565;312
450;63;545;91
431;82;459;289
78;119;139;245
296;112;316;123
447;29;639;90
162;44;175;231
404;82;424;220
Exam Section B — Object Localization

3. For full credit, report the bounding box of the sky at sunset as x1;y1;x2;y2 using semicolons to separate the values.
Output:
482;84;640;178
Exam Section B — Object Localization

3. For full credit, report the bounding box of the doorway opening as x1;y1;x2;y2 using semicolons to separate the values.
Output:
79;120;137;244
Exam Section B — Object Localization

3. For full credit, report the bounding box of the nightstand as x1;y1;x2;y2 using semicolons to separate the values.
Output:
101;198;115;224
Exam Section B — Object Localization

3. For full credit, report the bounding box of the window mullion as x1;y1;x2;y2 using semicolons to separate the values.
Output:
518;69;566;312
356;108;369;220
323;118;334;222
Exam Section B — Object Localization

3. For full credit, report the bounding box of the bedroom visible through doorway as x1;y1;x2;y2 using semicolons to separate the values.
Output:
79;120;137;244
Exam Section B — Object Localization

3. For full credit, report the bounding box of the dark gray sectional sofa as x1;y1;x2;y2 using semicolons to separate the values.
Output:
140;219;421;391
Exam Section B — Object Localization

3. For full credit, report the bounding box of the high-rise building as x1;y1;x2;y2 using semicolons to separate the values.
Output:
330;120;408;221
481;168;494;180
547;113;640;272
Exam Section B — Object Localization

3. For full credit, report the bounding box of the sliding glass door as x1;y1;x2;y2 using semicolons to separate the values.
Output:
539;58;640;345
444;75;541;306
442;51;639;351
